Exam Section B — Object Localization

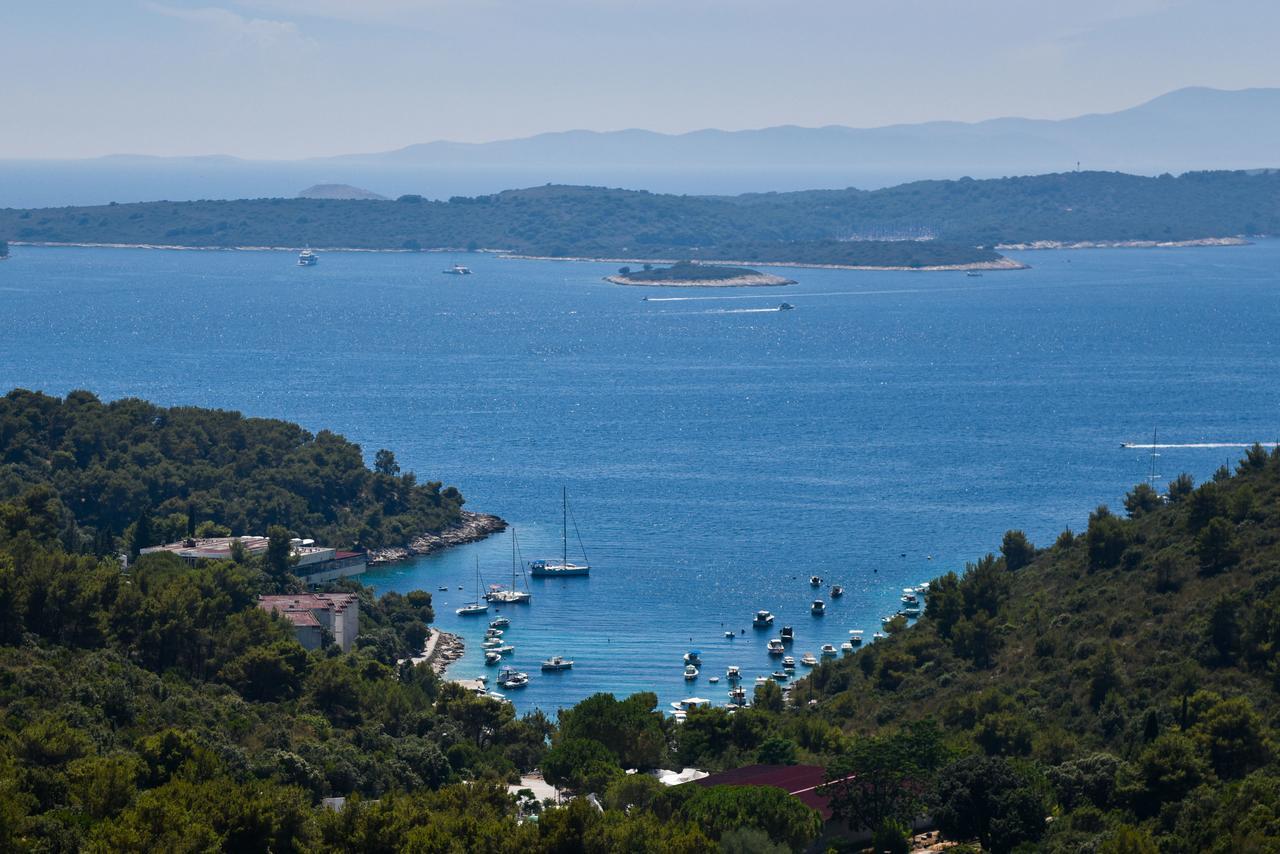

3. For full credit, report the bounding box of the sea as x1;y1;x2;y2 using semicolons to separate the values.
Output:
2;242;1278;715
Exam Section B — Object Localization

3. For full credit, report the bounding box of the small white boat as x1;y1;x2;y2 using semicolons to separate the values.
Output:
484;651;501;665
724;631;735;638
841;641;854;655
901;591;919;605
779;626;794;644
771;671;789;681
671;697;711;713
809;575;822;587
684;664;700;680
752;610;775;628
821;644;838;657
443;264;472;275
849;629;864;645
485;628;503;638
901;606;921;617
801;652;818;667
729;686;747;705
811;599;826;616
482;639;503;649
541;655;574;672
767;638;785;656
726;665;741;681
297;248;318;266
782;655;796;669
778;302;794;311
497;668;529;689
438;585;448;591
489;617;510;628
831;585;844;598
492;644;515;655
708;676;720;684
457;602;488;616
873;631;885;640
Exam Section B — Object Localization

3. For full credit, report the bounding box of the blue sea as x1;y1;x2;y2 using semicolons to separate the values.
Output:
2;243;1278;715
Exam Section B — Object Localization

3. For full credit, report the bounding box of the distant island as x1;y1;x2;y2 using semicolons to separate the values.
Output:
606;261;796;287
296;183;388;201
1;170;1274;270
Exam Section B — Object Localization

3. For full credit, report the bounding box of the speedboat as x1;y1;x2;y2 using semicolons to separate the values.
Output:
671;697;711;713
492;644;515;655
901;606;921;618
684;664;700;680
443;264;472;275
484;651;501;665
801;652;818;667
489;617;510;628
482;638;503;649
901;590;919;605
708;676;719;684
779;626;794;644
811;599;826;616
782;656;796;670
438;585;448;591
684;650;702;665
771;671;789;681
767;638;785;656
497;667;529;689
457;601;488;616
726;665;741;682
966;270;983;277
752;610;775;628
849;629;864;645
541;656;574;671
841;641;854;655
881;614;897;627
809;575;822;587
729;686;747;705
485;628;503;637
831;585;844;598
724;631;735;639
297;249;318;266
778;302;794;311
821;644;838;657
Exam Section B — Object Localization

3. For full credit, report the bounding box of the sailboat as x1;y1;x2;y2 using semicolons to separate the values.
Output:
456;558;489;615
529;487;591;577
487;528;533;603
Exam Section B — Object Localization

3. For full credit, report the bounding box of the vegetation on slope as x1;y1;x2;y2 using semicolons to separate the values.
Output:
613;261;764;282
0;389;465;552
2;170;1275;266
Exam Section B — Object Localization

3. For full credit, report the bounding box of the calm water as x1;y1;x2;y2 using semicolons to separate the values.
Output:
2;243;1278;714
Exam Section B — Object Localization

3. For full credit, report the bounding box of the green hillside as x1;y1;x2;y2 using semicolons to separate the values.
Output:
1;170;1276;267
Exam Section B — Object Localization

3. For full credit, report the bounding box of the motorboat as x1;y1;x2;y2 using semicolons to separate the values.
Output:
849;629;864;645
684;664;700;680
901;606;921;618
724;631;735;638
821;644;838;657
811;599;826;616
497;667;529;689
443;264;472;275
779;626;794;644
881;614;897;627
901;590;919;605
801;652;818;666
438;585;448;591
457;602;488;616
484;651;501;665
530;488;591;577
670;697;711;713
966;270;983;277
752;610;775;628
729;686;747;705
297;248;318;266
778;302;794;311
684;650;702;665
767;638;785;656
489;616;510;628
782;656;796;670
841;641;854;655
484;628;503;638
541;655;574;672
492;644;515;655
831;585;844;598
771;671;789;681
809;575;822;587
482;638;503;649
708;676;720;684
726;665;741;682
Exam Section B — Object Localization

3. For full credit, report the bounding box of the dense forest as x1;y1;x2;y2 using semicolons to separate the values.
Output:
3;388;1280;850
2;169;1276;268
0;389;465;553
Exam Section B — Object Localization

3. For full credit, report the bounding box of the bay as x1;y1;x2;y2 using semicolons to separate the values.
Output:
2;242;1277;715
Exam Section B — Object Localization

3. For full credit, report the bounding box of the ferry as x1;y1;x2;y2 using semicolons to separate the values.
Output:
297;249;318;266
443;264;472;275
530;488;591;577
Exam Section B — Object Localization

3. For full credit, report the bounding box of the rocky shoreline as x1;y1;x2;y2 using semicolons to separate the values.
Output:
994;236;1249;251
605;272;797;287
367;511;508;566
407;628;465;676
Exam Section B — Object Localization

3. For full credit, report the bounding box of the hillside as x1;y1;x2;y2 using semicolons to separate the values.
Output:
2;170;1277;268
296;184;388;201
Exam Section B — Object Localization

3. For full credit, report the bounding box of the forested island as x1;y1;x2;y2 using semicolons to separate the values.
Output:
2;388;1280;849
606;261;797;287
2;169;1276;270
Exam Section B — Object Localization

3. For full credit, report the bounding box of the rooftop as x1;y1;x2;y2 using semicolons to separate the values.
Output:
258;592;359;617
690;764;836;820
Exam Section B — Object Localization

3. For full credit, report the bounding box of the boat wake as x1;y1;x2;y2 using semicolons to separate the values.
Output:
1122;442;1280;449
709;308;788;314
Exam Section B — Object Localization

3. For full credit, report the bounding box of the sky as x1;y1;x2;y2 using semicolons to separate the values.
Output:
2;0;1278;159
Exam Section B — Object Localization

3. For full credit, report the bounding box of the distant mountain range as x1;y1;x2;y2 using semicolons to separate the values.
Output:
2;87;1277;208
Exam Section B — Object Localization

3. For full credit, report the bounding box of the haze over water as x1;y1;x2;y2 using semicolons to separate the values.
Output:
2;242;1278;714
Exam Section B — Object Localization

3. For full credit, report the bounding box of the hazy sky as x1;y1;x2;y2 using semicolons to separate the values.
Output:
4;0;1278;159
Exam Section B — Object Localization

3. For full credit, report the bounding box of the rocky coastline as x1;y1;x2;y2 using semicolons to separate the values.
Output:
605;272;796;287
367;510;508;566
994;236;1249;251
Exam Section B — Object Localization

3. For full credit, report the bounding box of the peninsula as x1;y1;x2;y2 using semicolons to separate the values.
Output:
605;261;796;287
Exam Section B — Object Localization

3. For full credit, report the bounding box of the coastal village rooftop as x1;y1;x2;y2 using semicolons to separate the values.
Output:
257;592;360;651
139;536;366;583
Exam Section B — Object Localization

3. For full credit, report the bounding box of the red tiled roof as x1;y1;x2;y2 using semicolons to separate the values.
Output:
279;609;321;628
691;764;835;820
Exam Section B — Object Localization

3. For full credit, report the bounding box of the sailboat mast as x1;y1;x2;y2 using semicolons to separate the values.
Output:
562;486;568;567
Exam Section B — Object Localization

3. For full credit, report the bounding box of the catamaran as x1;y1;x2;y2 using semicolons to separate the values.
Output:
487;528;533;603
529;487;591;577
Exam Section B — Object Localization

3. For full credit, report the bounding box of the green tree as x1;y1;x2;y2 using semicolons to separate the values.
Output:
1196;517;1238;575
753;680;784;713
1000;530;1035;570
1086;506;1129;571
1123;482;1162;517
1192;695;1271;780
542;738;620;792
374;448;400;477
682;786;823;851
266;524;295;584
934;755;1047;854
823;723;950;834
